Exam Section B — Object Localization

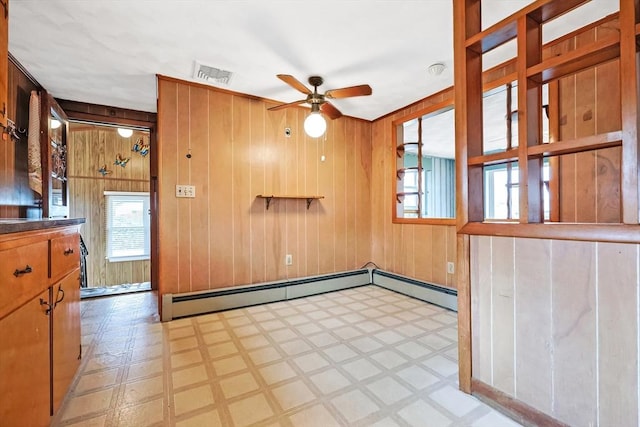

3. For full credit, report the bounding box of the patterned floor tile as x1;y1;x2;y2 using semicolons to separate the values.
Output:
52;286;523;427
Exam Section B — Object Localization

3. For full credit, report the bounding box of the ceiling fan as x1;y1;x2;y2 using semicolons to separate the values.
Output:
268;74;372;137
269;74;372;119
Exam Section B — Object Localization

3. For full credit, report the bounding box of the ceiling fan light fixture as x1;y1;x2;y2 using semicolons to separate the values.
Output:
117;128;134;138
304;111;326;138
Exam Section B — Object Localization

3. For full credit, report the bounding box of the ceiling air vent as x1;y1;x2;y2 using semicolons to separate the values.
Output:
193;61;233;85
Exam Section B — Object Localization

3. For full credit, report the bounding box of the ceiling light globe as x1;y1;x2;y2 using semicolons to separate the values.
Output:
304;113;326;138
117;128;134;138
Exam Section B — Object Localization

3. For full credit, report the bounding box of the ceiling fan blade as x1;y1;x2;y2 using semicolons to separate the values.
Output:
321;102;342;120
268;99;307;111
277;74;312;94
325;84;372;99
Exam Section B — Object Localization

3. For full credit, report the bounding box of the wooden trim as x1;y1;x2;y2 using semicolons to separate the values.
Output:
373;86;454;122
527;33;620;84
544;12;618;48
392;218;456;226
547;80;560;221
67;175;149;183
391;98;453;126
482;72;518;93
460;221;640;244
8;53;42;90
619;0;640;224
465;0;588;54
468;149;519;166
457;233;471;393
471;379;570;427
56;99;157;128
527;131;622;157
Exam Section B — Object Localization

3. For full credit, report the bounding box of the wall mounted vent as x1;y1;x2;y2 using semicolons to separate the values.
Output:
193;61;233;85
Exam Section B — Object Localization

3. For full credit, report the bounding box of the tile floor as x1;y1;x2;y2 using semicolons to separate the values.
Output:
52;286;522;427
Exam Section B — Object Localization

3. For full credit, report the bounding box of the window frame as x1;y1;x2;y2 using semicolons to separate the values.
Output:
392;98;456;225
105;191;151;263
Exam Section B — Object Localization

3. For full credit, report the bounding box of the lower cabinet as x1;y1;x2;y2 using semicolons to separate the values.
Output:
0;226;82;426
0;289;51;427
52;269;82;414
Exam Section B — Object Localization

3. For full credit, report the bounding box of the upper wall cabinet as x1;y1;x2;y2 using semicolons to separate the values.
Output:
0;0;8;130
40;92;69;218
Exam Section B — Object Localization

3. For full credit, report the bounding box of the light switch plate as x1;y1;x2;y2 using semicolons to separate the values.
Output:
176;185;196;198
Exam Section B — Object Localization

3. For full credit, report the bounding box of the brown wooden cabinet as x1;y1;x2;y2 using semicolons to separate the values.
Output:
0;288;51;427
0;0;8;129
0;223;82;426
52;270;81;414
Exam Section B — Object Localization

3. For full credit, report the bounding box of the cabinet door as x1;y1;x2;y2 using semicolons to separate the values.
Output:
0;289;51;427
52;270;81;414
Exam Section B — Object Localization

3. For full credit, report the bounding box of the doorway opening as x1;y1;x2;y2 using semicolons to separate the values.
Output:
66;122;152;298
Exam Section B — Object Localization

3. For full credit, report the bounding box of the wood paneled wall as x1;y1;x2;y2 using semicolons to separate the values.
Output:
0;59;39;214
471;235;638;427
556;21;622;223
370;89;457;288
156;77;372;295
68;124;150;287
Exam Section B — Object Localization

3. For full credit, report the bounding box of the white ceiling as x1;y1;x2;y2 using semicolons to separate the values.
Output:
8;1;617;121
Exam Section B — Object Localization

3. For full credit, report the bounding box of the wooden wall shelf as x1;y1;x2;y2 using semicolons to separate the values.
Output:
256;195;324;210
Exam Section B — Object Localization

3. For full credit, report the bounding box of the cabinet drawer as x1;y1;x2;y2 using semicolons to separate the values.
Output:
0;240;49;320
51;234;80;281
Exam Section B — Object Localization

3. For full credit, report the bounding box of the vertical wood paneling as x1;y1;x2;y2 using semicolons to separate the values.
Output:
232;95;252;286
209;91;234;288
470;235;492;385
158;80;180;294
188;86;210;291
597;242;638;427
559;74;577;221
370;94;457;288
472;237;640;425
556;26;622;224
317;121;335;275
432;227;448;285
285;109;301;279
514;238;552;415
595;59;622;223
446;225;456;287
355;121;372;267
491;237;515;395
176;84;192;294
157;77;372;295
333;119;347;273
68;124;150;287
249;100;266;284
304;117;320;276
551;239;597;426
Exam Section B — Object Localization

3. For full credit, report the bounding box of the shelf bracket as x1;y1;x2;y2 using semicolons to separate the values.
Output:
306;198;314;209
264;196;273;210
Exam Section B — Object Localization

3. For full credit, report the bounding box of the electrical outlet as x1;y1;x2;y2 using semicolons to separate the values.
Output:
447;262;455;274
285;254;293;265
176;185;196;198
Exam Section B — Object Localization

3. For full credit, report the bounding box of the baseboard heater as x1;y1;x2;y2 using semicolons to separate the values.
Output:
372;269;457;312
162;269;370;321
161;268;457;321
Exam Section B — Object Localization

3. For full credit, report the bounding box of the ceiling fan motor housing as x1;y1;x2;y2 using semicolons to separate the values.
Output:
308;76;324;87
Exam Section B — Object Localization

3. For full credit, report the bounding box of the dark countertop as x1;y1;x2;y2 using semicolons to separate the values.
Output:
0;218;85;235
